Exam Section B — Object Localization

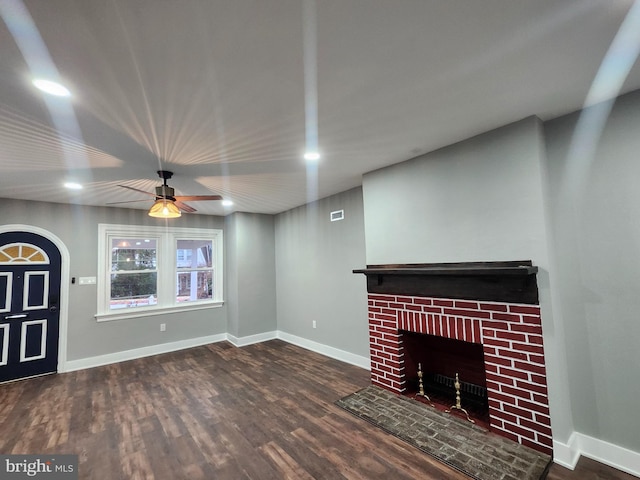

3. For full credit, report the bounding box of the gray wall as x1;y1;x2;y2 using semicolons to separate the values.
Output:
225;212;277;338
361;117;575;444
544;89;640;452
362;117;549;265
1;199;227;361
275;187;369;357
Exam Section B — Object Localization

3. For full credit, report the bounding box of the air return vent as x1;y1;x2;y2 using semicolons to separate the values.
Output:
330;210;344;222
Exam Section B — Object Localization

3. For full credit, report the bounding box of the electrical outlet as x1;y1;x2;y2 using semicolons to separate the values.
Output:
160;323;166;332
312;320;317;329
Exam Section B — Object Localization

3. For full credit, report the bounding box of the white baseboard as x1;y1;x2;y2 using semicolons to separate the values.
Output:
276;331;370;370
227;331;278;347
63;334;227;372
554;432;640;478
577;433;640;477
63;330;368;372
553;433;580;470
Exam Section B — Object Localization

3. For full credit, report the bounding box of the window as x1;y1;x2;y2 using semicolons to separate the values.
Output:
176;239;214;303
97;224;223;320
110;238;158;309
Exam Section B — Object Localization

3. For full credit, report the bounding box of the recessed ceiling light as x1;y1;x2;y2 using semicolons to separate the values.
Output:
64;182;83;190
221;200;233;207
33;79;71;97
304;151;320;161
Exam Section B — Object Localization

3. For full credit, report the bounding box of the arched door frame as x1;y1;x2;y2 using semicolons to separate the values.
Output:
0;224;70;373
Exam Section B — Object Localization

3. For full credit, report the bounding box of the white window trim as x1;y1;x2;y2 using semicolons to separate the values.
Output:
96;224;223;322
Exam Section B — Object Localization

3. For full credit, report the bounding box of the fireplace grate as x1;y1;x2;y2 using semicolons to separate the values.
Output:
408;372;489;422
432;373;486;398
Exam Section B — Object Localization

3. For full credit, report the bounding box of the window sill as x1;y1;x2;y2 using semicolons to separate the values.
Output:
95;301;224;322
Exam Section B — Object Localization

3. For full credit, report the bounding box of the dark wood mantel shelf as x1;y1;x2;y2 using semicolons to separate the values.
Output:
353;263;537;277
353;261;539;304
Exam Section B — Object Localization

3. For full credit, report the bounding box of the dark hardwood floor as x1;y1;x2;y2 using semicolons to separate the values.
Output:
0;340;635;479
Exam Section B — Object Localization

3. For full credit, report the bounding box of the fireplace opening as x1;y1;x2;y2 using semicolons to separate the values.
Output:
401;331;490;426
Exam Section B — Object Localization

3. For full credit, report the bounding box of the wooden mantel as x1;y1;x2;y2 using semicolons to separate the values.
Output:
353;260;539;304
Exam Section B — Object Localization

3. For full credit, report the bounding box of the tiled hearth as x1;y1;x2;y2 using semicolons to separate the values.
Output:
337;385;552;480
368;294;552;455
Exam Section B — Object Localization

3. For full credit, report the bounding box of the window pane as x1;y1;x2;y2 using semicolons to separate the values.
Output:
111;238;157;272
176;240;212;269
110;272;157;309
176;270;212;302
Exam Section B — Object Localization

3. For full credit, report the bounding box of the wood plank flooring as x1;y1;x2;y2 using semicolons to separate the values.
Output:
0;340;635;479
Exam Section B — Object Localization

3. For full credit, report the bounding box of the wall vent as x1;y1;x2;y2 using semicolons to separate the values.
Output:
330;210;344;222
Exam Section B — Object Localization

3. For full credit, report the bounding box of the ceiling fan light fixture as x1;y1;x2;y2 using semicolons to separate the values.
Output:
148;199;181;218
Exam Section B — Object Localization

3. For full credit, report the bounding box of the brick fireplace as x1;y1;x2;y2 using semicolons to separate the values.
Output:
355;261;553;456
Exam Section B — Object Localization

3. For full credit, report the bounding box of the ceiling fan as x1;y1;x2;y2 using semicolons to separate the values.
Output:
109;170;223;218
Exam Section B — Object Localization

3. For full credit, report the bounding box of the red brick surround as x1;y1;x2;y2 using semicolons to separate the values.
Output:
368;293;553;455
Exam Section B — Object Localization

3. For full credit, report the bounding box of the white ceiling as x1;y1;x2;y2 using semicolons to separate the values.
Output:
1;0;639;216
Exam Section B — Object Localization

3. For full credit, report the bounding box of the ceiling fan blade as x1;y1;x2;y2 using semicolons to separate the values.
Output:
106;199;152;205
117;185;157;197
174;201;197;213
175;195;223;202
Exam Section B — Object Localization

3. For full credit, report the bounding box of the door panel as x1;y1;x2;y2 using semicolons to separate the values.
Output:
0;324;9;366
0;232;61;383
23;271;49;310
21;319;48;362
0;272;11;312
